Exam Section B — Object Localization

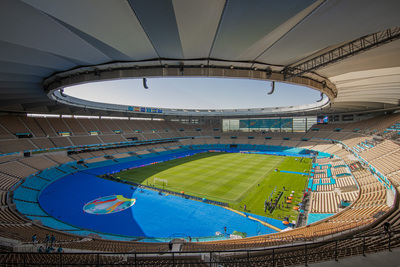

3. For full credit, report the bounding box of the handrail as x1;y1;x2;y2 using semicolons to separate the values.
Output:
1;229;400;266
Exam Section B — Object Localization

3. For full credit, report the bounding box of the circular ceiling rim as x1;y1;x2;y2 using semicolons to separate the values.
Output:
44;62;334;118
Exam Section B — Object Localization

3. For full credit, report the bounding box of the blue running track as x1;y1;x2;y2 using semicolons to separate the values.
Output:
39;172;285;239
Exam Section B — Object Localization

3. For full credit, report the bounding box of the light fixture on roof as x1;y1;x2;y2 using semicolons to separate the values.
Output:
230;65;234;69
94;69;100;79
268;81;275;95
143;78;148;89
59;89;67;97
317;92;324;102
266;67;272;78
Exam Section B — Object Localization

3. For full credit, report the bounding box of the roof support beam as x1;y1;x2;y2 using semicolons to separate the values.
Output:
283;27;400;80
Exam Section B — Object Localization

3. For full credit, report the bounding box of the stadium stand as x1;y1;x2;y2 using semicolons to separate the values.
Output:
0;173;20;191
69;135;103;146
18;156;58;170
34;118;58;137
36;168;67;181
0;115;32;136
0;139;37;154
49;137;73;148
0;114;397;266
0;154;20;164
0;125;15;140
0;161;38;179
30;138;57;149
1;1;400;265
18;117;46;138
90;119;113;134
45;154;74;165
62;118;88;136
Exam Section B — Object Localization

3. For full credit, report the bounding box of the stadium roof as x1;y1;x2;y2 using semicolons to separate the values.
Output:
1;0;400;118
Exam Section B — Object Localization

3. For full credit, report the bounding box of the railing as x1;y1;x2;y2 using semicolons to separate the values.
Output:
1;230;399;266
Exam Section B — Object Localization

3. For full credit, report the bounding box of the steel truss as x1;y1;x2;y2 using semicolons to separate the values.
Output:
284;26;400;79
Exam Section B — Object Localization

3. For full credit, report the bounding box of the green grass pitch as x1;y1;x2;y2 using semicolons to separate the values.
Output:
115;152;312;220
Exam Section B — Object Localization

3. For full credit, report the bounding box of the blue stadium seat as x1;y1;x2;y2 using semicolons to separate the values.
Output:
14;200;48;216
14;187;39;202
21;176;48;190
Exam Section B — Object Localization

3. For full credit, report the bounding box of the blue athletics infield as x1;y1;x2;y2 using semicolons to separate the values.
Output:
39;172;285;240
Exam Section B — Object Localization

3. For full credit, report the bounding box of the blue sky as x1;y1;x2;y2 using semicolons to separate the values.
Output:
65;77;322;109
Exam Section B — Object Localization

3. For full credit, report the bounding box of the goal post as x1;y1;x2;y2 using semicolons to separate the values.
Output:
153;178;168;186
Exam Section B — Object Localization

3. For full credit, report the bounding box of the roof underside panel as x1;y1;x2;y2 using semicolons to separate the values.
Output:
0;61;55;77
332;66;400;105
0;0;397;117
128;0;184;59
0;41;76;71
0;73;43;83
172;0;226;59
22;0;159;61
209;0;317;61
257;0;400;66
1;0;112;65
319;40;400;78
235;0;324;63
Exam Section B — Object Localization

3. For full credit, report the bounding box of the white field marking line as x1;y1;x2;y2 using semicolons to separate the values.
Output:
232;157;285;203
198;156;285;203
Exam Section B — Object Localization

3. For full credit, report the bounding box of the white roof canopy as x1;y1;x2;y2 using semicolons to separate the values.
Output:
0;0;399;118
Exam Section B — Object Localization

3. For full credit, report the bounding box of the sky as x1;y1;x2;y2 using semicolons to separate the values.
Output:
64;77;322;110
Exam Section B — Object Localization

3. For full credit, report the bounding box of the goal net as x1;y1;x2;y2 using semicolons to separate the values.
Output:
153;178;168;186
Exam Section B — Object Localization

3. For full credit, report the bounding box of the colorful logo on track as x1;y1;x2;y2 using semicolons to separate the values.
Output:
83;195;136;215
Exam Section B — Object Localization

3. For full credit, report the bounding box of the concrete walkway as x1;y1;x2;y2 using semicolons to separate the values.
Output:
308;247;400;267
